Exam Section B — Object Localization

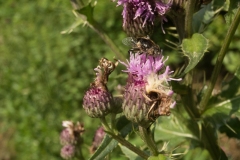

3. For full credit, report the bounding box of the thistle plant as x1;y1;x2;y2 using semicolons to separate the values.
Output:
60;0;240;159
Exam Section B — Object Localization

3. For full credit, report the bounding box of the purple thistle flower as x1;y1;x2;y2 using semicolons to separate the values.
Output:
155;0;172;16
120;52;165;81
117;0;154;27
120;52;181;127
115;0;172;36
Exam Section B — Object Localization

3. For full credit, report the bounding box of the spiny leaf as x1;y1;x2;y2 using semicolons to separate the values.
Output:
181;33;209;74
192;0;228;33
61;3;95;34
76;3;95;25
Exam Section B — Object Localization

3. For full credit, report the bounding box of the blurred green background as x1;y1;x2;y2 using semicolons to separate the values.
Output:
0;0;117;159
0;0;239;159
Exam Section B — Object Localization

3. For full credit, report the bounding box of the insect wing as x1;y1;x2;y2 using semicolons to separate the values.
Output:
122;37;137;47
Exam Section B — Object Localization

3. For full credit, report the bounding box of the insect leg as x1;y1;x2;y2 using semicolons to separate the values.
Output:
147;101;157;121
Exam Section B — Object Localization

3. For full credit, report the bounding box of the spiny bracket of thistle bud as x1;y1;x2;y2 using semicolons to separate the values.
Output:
83;58;118;118
60;121;85;146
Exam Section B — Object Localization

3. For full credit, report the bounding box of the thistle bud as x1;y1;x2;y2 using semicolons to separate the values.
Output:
83;58;117;118
83;85;113;118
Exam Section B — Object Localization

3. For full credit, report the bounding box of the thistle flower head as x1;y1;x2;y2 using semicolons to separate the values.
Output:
120;52;181;127
115;0;172;36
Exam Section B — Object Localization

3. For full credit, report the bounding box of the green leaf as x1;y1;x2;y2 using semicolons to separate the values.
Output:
76;3;95;25
202;95;240;126
220;67;240;99
120;145;144;160
154;114;198;141
61;3;96;34
183;148;211;160
89;134;118;160
181;33;209;74
192;0;228;33
89;116;138;160
224;0;239;27
148;155;167;160
205;68;240;126
219;117;240;139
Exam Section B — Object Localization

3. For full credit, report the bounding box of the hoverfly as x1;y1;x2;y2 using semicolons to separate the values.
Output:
122;36;161;55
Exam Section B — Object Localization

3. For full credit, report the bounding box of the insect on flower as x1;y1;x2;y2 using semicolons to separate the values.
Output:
143;89;171;122
122;36;161;55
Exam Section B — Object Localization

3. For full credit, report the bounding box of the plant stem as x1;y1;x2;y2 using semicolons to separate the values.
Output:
184;0;197;38
75;143;85;160
138;126;158;156
100;117;149;160
198;7;240;113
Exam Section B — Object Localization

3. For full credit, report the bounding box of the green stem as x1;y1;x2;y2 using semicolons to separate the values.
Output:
100;118;148;160
198;7;240;113
138;126;158;156
74;135;85;160
110;113;117;130
75;143;85;160
184;0;197;38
